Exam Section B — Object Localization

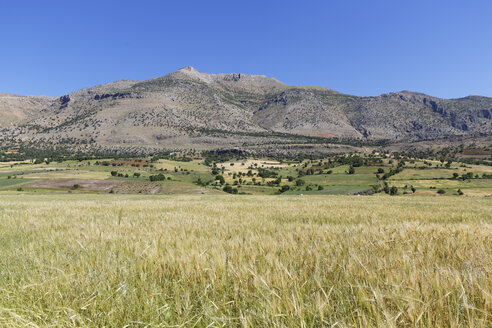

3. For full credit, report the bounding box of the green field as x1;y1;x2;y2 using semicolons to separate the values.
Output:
0;195;490;327
387;163;492;196
0;155;490;197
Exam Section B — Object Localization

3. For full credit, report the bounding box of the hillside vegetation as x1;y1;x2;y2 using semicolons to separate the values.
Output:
0;67;491;154
1;149;491;197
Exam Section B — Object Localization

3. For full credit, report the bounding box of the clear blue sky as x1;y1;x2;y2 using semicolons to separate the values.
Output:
1;0;492;98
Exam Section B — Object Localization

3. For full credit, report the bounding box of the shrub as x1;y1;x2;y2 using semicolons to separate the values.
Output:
215;175;225;185
279;185;290;193
222;185;238;194
383;184;390;194
257;168;278;179
149;173;165;182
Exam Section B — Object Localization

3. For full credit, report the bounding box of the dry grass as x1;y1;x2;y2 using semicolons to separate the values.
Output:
217;159;290;173
0;195;491;327
21;170;111;180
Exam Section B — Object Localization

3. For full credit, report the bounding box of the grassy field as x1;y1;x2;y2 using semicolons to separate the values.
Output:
0;194;490;327
0;155;490;197
387;163;492;196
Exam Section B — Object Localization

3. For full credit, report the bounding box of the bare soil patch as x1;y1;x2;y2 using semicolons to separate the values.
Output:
26;179;124;190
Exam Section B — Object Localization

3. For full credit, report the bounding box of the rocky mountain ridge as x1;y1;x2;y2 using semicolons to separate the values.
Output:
1;67;491;154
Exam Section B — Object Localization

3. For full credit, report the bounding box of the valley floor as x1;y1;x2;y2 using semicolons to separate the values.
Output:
1;156;491;197
0;195;490;327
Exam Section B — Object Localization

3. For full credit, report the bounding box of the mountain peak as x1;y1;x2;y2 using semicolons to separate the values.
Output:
178;66;198;73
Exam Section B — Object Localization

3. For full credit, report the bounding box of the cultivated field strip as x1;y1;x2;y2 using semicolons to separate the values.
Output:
0;195;491;327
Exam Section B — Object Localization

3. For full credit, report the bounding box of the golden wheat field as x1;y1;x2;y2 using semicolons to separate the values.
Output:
0;194;491;327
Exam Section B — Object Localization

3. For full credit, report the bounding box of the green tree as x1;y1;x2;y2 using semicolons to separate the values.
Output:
279;185;290;193
215;174;225;185
222;185;238;194
149;173;165;182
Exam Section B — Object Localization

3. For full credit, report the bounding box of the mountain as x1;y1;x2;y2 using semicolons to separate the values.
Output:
0;93;54;127
0;67;491;154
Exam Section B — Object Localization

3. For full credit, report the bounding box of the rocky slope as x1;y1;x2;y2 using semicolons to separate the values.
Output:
0;67;491;153
0;93;54;127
